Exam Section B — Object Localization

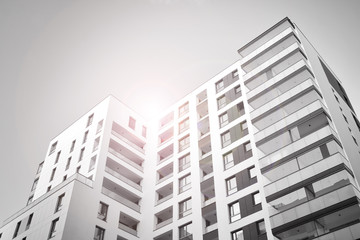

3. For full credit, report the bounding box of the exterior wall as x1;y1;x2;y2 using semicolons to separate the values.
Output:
2;17;360;240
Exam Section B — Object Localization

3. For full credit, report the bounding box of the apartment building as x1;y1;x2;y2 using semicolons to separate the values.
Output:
1;17;360;240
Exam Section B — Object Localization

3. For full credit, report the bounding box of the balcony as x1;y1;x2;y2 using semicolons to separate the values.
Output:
102;178;141;212
254;100;327;143
248;61;313;109
199;135;211;159
105;158;142;191
271;184;360;229
201;177;215;206
157;162;173;184
156;182;173;205
244;47;307;91
202;202;217;232
154;230;173;240
157;143;174;164
238;17;294;59
155;206;173;230
198;117;210;138
197;99;209;120
264;153;348;198
259;125;339;170
197;89;207;104
251;80;320;132
112;122;145;154
200;155;213;179
158;128;174;146
242;31;300;73
108;140;144;172
159;112;174;130
118;212;139;236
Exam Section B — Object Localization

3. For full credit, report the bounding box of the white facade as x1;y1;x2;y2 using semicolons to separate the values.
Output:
1;17;360;240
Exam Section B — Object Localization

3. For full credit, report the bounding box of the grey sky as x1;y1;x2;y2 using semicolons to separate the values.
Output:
1;0;360;223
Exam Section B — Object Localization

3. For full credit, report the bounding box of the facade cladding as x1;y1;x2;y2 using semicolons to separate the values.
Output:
1;17;360;240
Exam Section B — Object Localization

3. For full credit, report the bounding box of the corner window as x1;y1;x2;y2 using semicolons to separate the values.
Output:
70;140;76;153
232;70;239;78
25;213;33;230
89;155;96;171
241;121;248;131
234;85;241;94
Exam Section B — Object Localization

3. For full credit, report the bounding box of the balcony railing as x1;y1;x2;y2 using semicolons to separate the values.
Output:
155;218;173;230
111;130;145;154
102;187;140;212
118;222;137;236
105;166;142;191
156;194;173;205
108;147;143;172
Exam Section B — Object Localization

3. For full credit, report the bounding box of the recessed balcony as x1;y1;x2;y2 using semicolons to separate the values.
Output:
197;100;209;120
157;144;174;164
155;206;173;230
156;182;173;205
202;202;217;233
112;122;146;154
108;139;144;172
118;212;139;236
157;162;173;184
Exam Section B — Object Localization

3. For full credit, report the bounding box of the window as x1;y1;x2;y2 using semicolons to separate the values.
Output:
63;175;67;181
216;80;224;92
253;192;261;205
47;186;51;192
27;195;33;205
89;155;96;171
232;70;239;78
244;141;252;152
249;166;256;178
50;168;56;181
221;131;231;147
96;120;104;133
87;114;94;127
97;202;108;221
334;95;339;103
179;198;192;218
179;135;190;152
234;85;241;94
257;220;266;235
343;114;348;123
129;117;136;130
226;177;237;195
217;95;226;109
55;151;61;164
179;222;192;239
179;174;191;193
55;194;65;212
219;112;229;127
232;229;244;240
49;141;57;155
70;140;76;153
94;226;105;240
142;126;147;138
48;218;59;239
37;162;44;174
224;152;234;169
31;178;39;191
229;201;241;222
93;137;100;152
25;213;33;230
179;154;190;172
241;121;248;131
179;118;190;133
13;221;21;238
179;102;189;117
65;157;71;170
79;147;85;162
83;131;89;143
76;166;81;173
353;136;358;146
